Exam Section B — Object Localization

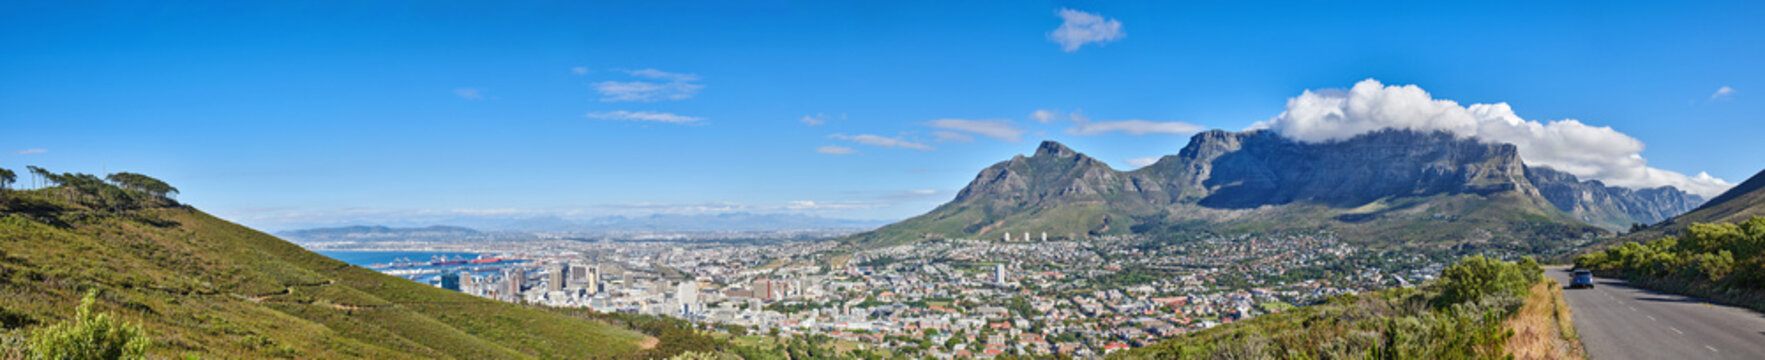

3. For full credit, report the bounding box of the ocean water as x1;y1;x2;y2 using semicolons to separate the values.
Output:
317;251;517;285
316;251;486;267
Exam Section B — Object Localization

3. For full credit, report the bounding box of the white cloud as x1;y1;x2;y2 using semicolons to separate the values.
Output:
829;134;934;151
585;110;703;124
817;146;856;155
931;131;975;142
625;68;699;82
12;148;47;155
907;189;938;196
1064;110;1204;136
1124;157;1160;168
454;88;483;100
1031;109;1058;123
1711;86;1735;100
924;118;1025;142
783;200;882;210
593;68;704;102
571;67;589;75
1263;79;1734;197
1048;8;1124;52
1068;120;1205;136
801;114;827;126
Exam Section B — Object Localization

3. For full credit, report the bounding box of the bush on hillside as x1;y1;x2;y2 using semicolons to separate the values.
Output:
1117;256;1544;359
27;290;150;360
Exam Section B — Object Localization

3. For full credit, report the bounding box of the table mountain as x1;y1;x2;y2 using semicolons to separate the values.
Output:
843;129;1704;254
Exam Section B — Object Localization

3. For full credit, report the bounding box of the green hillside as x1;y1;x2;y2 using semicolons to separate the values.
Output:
0;175;653;358
1115;256;1582;359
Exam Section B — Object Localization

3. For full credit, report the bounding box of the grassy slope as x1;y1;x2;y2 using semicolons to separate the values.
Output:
1113;260;1582;359
0;191;645;359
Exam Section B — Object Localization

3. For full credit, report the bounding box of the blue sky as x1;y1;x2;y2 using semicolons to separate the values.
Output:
3;1;1761;230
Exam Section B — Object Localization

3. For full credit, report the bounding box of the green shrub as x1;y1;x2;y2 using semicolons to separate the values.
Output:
1433;256;1537;309
27;290;150;360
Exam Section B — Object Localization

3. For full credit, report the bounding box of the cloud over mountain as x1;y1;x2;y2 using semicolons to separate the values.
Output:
1258;79;1733;197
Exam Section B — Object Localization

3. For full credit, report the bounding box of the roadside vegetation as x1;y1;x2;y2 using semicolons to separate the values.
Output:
1574;217;1765;312
1116;256;1581;359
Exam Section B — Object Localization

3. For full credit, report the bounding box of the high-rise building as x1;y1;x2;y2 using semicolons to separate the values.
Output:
995;263;1006;284
677;280;698;314
548;263;569;292
1041;232;1047;242
570;263;599;294
760;278;774;301
440;272;461;292
504;268;525;301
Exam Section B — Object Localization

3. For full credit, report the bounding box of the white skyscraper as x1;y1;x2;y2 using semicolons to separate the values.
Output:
677;280;699;314
1041;232;1047;242
994;263;1006;284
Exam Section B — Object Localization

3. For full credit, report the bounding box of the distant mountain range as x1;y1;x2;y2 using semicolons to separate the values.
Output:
276;225;504;243
1610;167;1765;245
278;212;890;243
841;129;1706;255
492;212;889;233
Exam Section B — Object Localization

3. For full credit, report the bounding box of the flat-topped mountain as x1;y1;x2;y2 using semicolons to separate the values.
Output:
842;129;1705;254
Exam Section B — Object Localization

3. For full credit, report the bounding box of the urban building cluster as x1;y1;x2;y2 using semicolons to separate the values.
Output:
376;233;1449;358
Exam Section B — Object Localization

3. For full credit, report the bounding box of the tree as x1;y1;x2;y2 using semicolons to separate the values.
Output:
0;167;14;204
103;173;178;200
27;166;53;188
28;290;151;360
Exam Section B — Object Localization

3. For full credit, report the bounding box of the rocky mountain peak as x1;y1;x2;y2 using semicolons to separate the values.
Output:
1035;140;1078;158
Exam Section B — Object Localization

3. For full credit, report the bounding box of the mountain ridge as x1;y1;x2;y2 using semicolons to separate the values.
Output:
1612;168;1765;244
842;129;1704;253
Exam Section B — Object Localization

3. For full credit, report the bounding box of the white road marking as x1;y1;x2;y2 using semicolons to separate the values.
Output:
1706;345;1719;353
1646;315;1656;321
1669;327;1684;335
1628;306;1637;312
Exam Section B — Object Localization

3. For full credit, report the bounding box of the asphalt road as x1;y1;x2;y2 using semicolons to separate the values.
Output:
1548;267;1765;360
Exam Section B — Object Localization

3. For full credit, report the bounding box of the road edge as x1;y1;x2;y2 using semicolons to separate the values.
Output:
1505;275;1587;359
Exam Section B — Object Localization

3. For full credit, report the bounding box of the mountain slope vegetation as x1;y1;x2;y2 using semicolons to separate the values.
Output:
0;171;652;359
